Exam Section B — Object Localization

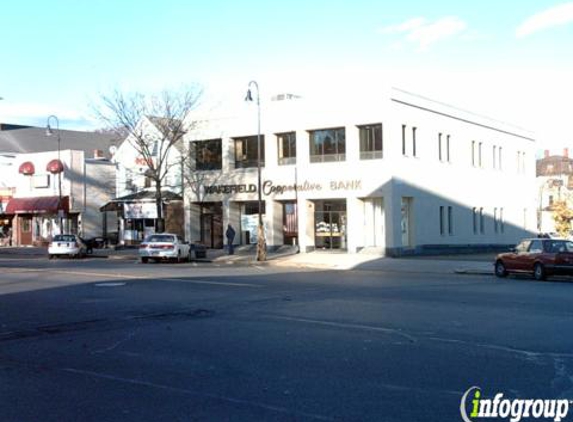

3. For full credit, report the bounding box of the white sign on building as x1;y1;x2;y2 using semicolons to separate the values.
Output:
124;202;157;219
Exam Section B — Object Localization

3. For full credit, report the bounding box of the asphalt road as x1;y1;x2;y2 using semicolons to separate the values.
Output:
1;255;573;422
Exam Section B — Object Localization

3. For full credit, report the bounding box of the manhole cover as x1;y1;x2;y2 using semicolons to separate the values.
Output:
94;282;126;287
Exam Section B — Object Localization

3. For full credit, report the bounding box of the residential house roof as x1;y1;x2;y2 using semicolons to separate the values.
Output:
0;124;119;159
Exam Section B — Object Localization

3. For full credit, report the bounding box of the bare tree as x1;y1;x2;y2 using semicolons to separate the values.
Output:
95;87;202;233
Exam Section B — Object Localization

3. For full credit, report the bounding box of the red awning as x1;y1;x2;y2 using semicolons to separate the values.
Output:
18;161;35;175
5;196;69;214
47;159;64;174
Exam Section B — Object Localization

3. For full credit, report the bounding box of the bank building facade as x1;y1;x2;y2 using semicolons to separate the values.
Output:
185;87;536;256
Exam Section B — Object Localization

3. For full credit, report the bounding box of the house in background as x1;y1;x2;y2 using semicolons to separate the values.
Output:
102;116;185;244
536;148;573;235
0;124;118;246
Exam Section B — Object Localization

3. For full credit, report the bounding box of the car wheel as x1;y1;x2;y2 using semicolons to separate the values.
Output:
176;252;182;263
141;257;148;264
534;263;546;281
494;261;507;278
187;252;192;262
48;254;54;260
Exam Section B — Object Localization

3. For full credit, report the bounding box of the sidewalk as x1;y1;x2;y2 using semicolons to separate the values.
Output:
0;245;494;275
269;251;494;275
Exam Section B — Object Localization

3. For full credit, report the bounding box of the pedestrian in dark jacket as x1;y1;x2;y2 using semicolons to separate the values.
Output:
226;224;236;255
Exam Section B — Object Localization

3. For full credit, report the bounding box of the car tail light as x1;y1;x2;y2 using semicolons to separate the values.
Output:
160;245;174;250
139;244;149;249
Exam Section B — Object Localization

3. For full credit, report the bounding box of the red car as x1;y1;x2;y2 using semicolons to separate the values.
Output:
494;238;573;280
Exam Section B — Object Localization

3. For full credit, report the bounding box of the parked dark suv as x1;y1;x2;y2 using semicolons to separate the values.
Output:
494;238;573;280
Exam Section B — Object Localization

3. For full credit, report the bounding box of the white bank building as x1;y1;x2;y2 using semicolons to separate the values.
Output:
185;88;536;256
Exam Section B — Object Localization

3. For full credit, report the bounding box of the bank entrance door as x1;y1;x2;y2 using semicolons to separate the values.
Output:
200;203;223;248
314;200;347;250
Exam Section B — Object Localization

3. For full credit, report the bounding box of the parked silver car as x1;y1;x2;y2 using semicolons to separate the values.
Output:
139;233;191;263
48;234;88;259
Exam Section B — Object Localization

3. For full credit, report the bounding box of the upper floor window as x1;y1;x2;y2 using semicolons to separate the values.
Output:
193;139;222;171
309;128;345;163
402;124;417;157
234;135;265;169
492;145;503;170
277;132;296;165
358;124;383;160
438;133;451;162
517;151;526;174
472;141;483;168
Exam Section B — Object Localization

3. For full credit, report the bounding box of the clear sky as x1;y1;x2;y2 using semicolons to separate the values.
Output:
1;0;572;150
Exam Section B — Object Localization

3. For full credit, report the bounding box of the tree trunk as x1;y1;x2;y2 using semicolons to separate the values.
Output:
256;222;267;261
155;181;165;233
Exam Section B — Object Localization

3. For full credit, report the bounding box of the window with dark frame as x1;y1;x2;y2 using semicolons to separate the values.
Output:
448;206;453;235
277;132;296;165
402;125;407;155
244;202;266;215
358;124;383;160
234;135;265;169
446;135;450;162
309;128;345;163
193;139;222;171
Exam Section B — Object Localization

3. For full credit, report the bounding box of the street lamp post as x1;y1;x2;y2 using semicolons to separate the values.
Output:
245;81;267;261
46;115;63;234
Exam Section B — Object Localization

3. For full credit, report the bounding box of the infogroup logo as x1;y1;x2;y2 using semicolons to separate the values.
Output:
460;386;570;422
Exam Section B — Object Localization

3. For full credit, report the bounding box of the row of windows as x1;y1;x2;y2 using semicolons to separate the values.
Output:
191;125;383;170
471;207;505;234
439;206;508;236
190;125;527;172
440;206;531;236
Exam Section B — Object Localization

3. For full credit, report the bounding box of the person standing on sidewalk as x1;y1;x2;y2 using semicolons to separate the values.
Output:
226;224;236;255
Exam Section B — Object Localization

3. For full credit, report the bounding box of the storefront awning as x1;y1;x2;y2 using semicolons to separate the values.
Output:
5;196;69;214
99;190;182;212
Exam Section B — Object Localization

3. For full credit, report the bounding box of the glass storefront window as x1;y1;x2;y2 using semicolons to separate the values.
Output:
314;200;346;250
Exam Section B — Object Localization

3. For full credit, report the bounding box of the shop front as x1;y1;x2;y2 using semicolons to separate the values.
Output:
100;190;184;245
4;196;72;246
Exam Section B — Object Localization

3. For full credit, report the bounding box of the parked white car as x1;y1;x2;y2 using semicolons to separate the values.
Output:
48;234;88;259
139;233;191;263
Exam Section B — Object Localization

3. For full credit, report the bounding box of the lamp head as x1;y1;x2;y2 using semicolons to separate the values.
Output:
245;89;253;102
46;124;53;137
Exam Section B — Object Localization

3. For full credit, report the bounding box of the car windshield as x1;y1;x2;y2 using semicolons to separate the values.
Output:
53;235;76;242
145;235;175;243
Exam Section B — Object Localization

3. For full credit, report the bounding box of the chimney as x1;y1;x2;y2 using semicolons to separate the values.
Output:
93;149;105;160
564;148;569;158
545;150;550;158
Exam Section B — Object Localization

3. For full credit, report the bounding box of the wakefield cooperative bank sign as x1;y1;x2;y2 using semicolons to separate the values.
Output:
460;387;571;422
204;179;363;196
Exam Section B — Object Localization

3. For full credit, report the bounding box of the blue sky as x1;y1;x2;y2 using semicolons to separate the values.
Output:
1;0;572;148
